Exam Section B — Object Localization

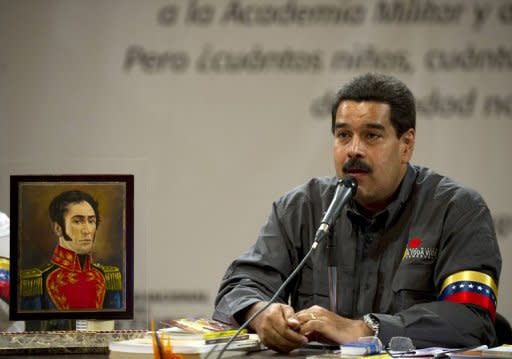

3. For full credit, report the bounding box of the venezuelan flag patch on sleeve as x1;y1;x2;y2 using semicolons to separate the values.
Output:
438;270;498;321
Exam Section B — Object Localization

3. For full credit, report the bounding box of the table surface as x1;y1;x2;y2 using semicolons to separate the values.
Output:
0;348;329;359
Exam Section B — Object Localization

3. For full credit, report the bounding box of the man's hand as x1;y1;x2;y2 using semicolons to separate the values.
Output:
296;305;373;344
245;301;308;353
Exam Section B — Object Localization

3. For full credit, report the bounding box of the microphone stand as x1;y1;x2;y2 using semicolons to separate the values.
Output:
327;231;337;313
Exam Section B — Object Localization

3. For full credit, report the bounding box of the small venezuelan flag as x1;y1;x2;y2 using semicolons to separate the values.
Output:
0;258;9;302
438;270;498;321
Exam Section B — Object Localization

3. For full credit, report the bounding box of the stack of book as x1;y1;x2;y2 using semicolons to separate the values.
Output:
108;318;262;359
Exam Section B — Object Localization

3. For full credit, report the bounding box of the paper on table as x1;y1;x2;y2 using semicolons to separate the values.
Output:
388;345;488;358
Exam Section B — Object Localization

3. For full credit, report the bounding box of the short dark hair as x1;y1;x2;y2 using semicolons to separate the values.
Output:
331;73;416;137
49;190;101;231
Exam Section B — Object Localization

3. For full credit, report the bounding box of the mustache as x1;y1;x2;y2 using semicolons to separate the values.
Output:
342;158;373;173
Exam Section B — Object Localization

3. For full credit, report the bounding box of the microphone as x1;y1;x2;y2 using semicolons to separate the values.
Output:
314;175;358;245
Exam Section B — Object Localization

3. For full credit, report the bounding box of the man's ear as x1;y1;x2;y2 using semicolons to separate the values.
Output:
400;128;415;163
53;222;63;237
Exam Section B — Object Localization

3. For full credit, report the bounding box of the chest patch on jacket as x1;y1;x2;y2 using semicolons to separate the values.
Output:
402;237;438;261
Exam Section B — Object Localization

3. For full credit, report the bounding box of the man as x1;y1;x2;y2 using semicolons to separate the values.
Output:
20;190;122;312
213;73;501;352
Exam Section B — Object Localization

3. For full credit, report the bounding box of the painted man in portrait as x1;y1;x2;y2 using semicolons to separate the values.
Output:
20;190;122;311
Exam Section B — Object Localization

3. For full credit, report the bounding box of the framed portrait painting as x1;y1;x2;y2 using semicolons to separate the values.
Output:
9;174;134;321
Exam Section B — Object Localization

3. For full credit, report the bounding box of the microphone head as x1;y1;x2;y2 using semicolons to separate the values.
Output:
342;175;358;194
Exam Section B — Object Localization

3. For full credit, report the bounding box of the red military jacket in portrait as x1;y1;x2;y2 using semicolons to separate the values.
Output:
46;245;106;310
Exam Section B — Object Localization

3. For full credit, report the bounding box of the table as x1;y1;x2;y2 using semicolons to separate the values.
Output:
0;348;329;359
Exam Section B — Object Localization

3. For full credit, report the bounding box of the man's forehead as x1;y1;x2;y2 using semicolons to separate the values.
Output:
336;100;390;114
335;100;391;126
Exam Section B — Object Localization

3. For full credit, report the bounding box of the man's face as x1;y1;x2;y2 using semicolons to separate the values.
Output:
333;100;415;212
56;201;97;254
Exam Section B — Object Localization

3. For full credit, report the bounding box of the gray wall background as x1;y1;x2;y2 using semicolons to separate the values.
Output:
1;0;511;327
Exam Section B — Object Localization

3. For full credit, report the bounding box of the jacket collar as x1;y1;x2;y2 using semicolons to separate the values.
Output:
51;244;92;272
346;163;416;230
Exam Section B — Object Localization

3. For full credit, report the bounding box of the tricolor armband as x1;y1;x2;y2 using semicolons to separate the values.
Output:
438;270;498;321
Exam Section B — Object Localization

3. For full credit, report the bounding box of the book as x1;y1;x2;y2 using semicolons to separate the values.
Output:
108;334;262;359
161;317;249;344
165;318;236;333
